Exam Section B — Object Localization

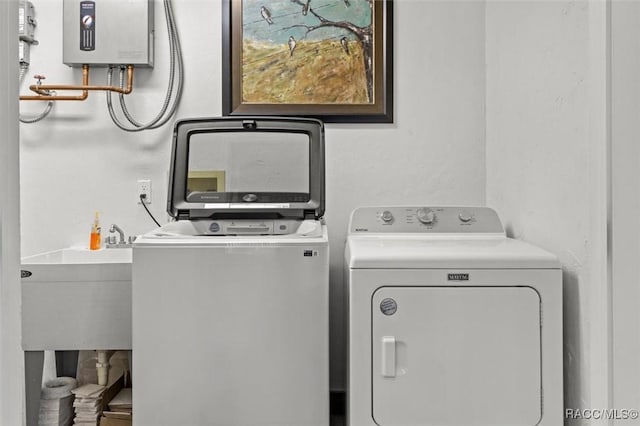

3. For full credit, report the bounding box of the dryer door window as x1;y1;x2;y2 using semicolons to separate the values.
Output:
372;286;541;426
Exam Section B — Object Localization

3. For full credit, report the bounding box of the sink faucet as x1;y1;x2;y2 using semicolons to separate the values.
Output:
106;224;136;248
108;224;126;247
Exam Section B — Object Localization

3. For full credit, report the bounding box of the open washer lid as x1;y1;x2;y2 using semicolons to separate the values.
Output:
167;116;325;220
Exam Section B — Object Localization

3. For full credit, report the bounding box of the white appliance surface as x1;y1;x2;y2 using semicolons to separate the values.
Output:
133;221;329;426
346;206;563;426
346;235;558;269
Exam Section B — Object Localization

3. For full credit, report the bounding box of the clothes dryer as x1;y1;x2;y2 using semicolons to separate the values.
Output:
345;206;563;426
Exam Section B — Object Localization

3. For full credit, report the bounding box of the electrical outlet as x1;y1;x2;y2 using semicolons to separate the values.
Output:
137;179;151;204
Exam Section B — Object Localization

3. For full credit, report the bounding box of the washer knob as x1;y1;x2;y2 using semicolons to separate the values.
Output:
416;208;436;224
381;210;394;223
459;210;473;223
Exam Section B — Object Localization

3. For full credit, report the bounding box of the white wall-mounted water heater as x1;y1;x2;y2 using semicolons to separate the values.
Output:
62;0;154;67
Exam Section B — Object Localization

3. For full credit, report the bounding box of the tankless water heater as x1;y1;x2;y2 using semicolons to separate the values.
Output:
62;0;154;67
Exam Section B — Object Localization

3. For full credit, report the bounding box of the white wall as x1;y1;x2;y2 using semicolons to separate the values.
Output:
611;1;640;419
19;0;486;391
486;0;610;420
1;1;25;424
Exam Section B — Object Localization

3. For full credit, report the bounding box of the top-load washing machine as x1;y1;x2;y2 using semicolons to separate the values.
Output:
346;206;563;426
133;117;329;426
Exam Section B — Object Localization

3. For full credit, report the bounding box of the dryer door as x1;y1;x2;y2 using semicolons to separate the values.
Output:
372;286;541;426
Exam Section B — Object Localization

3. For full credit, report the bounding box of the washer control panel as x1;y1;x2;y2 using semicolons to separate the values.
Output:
349;206;504;234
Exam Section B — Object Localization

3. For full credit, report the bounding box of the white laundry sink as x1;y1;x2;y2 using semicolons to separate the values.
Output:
22;246;132;264
21;247;132;351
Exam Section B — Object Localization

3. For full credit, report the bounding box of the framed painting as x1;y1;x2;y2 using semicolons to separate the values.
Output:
222;0;393;123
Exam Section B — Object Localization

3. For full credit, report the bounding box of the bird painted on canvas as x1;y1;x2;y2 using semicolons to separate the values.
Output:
288;36;297;57
340;36;350;55
303;0;311;15
261;6;273;25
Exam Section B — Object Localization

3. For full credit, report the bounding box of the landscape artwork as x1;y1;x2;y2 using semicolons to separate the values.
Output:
222;0;393;123
243;0;372;105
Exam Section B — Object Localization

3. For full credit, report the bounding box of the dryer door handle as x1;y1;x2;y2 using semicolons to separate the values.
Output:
381;336;396;377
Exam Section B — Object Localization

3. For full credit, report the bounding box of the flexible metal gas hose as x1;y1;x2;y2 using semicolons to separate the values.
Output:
118;0;183;128
19;65;54;124
106;0;184;131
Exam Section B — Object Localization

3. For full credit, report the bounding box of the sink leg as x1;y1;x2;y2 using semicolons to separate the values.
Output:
24;351;43;426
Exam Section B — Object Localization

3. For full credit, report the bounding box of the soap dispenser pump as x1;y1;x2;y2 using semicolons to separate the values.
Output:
90;211;102;250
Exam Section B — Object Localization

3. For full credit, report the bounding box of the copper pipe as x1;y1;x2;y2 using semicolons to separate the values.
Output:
20;65;135;101
20;94;88;101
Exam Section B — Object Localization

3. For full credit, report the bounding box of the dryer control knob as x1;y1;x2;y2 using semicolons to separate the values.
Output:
416;208;436;224
459;210;473;223
381;210;394;223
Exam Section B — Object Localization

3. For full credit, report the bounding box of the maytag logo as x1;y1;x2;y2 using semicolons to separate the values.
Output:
354;228;368;232
448;273;469;281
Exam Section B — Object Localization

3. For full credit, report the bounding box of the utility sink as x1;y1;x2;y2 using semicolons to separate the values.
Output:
21;247;132;351
22;246;132;264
